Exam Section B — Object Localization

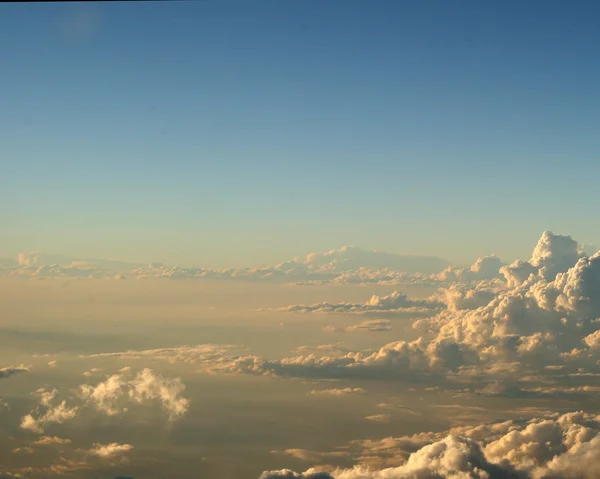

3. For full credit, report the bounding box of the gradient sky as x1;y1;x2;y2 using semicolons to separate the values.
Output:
2;0;600;268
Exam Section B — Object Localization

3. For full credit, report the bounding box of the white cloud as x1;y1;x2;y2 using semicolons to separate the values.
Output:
128;368;189;420
434;254;505;283
21;369;189;433
80;368;189;419
86;442;133;459
21;398;79;434
260;411;600;479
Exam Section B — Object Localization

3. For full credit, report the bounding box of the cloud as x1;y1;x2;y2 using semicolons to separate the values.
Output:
0;364;30;379
302;245;450;274
434;254;505;283
279;291;442;314
12;447;34;454
86;442;133;460
21;369;189;433
309;388;366;396
80;344;236;364
204;232;600;394
260;411;600;479
3;246;451;283
80;368;189;420
32;436;71;446
21;396;79;434
324;320;392;333
365;414;391;423
128;368;189;420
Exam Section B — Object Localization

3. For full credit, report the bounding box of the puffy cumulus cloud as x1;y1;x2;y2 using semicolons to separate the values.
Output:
0;364;30;379
21;369;189;433
500;232;585;288
79;374;127;416
128;368;189;420
279;291;442;315
80;368;189;420
20;393;79;434
86;442;133;459
435;254;505;283
309;388;366;396
433;282;505;312
260;412;600;479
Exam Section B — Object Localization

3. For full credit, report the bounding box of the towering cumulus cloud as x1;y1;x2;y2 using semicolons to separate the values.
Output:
255;232;600;478
260;412;600;478
218;232;600;383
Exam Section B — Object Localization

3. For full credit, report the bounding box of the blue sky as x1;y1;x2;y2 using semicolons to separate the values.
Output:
1;0;600;268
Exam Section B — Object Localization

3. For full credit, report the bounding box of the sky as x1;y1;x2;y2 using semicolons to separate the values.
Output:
2;0;600;268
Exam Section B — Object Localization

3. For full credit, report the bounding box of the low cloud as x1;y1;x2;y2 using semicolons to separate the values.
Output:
21;369;189;433
259;411;600;479
79;368;189;420
86;442;133;460
0;365;30;379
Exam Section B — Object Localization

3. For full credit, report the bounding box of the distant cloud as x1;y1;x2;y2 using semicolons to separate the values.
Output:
2;245;451;283
365;414;391;423
324;320;392;333
279;291;442;314
32;436;72;446
0;365;30;379
302;245;450;274
86;442;133;460
309;388;366;396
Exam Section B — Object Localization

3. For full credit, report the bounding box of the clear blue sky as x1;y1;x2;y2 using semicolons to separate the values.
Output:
1;0;599;268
